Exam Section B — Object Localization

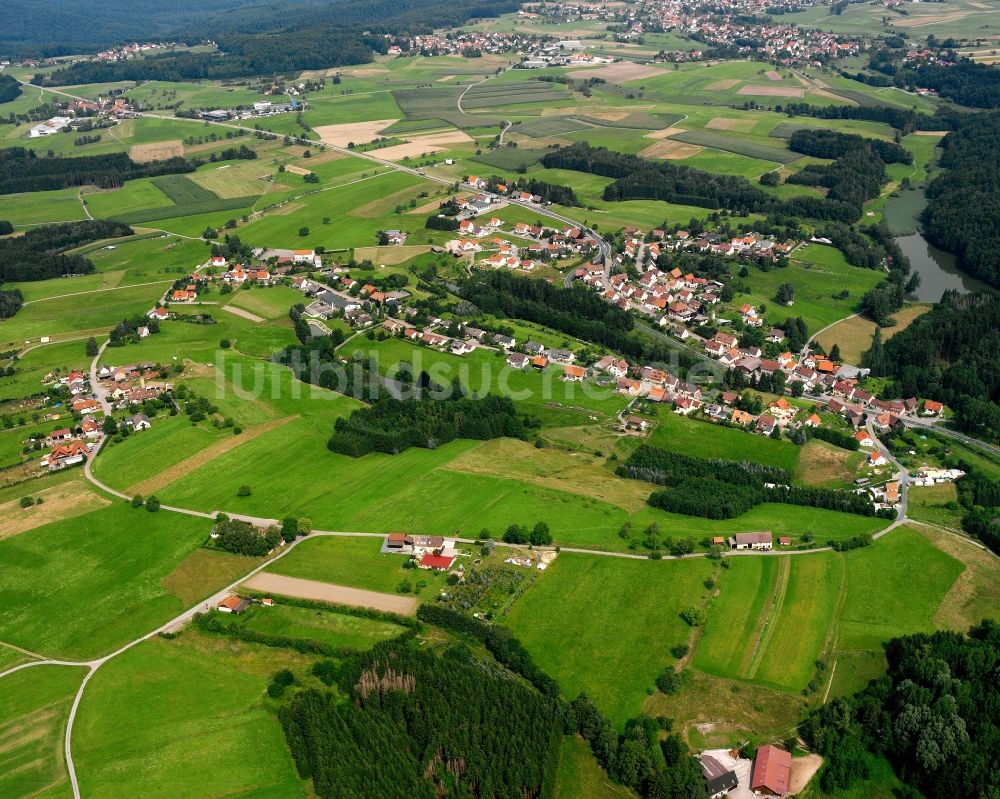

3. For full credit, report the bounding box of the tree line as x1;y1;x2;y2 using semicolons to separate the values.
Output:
618;444;885;521
0;219;132;283
0;147;195;195
0;75;21;104
0;289;23;320
800;621;1000;797
417;605;707;798
460;271;703;375
921;111;1000;289
543;143;873;223
788;129;912;165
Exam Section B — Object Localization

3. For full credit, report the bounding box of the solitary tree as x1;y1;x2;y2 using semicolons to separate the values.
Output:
85;336;99;357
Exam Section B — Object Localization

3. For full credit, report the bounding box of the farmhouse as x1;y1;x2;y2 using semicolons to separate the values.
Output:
700;754;738;799
419;553;455;571
751;744;791;796
730;532;772;551
217;595;250;614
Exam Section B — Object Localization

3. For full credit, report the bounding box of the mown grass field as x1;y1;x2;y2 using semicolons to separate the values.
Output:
647;407;800;472
73;633;308;799
233;602;405;650
0;664;87;799
0;188;87;227
726;243;885;333
0;502;215;659
505;553;713;726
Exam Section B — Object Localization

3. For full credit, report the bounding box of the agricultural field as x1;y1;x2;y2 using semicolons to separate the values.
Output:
0;501;220;659
0;664;87;799
73;632;309;799
505;552;714;725
647;407;800;472
231;602;406;650
3;5;999;797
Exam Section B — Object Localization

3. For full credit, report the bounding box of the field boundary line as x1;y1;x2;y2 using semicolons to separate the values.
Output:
746;556;790;680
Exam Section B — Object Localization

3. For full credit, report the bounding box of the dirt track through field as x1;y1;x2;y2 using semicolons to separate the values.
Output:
221;304;265;323
125;415;298;496
242;572;418;614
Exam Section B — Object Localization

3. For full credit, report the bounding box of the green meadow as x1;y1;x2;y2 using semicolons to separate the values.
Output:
233;602;406;650
0;664;87;799
647;407;800;472
73;634;307;799
266;535;425;594
506;553;714;726
0;502;214;659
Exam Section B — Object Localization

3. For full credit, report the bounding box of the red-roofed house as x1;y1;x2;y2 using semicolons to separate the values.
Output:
419;553;455;571
751;744;791;796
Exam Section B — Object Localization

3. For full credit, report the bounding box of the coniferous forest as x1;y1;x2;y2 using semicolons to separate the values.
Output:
0;148;194;195
0;220;133;283
328;395;528;457
280;638;564;799
921;111;1000;289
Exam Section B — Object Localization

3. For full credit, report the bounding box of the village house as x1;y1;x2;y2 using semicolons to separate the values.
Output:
562;364;586;382
506;352;531;370
731;532;773;551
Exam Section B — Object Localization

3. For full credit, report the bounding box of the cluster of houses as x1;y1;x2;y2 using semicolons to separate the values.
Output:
294;274;411;329
95;362;172;412
385;30;538;58
522;0;868;67
699;742;793;798
33;369;104;470
27;96;134;138
385;533;460;572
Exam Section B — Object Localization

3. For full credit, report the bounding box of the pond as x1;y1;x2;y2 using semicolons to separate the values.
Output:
896;233;992;303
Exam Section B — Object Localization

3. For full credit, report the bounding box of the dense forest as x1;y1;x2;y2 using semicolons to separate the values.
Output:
864;290;1000;442
0;148;194;195
0;220;132;283
328;394;527;456
0;75;22;104
779;101;935;133
544;143;772;214
801;621;1000;798
280;638;564;799
617;445;792;487
26;0;520;80
788;129;912;165
785;143;887;210
956;465;1000;556
921;111;1000;289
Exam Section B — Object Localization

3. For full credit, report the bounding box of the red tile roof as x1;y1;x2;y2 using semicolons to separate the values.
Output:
419;553;454;570
752;745;791;796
